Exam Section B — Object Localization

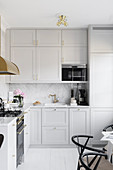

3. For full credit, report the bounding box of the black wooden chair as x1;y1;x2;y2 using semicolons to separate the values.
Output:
0;134;4;148
80;152;113;170
103;124;113;132
103;124;113;163
71;135;106;170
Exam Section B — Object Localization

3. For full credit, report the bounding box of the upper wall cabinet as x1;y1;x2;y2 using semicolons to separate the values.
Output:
90;27;113;52
36;47;61;82
10;47;35;83
37;30;61;46
62;29;87;47
90;53;113;107
11;30;35;46
62;47;87;64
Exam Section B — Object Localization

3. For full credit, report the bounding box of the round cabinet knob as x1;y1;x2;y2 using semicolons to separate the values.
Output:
12;124;15;126
26;132;28;135
78;108;80;111
53;127;56;130
54;108;56;111
12;155;15;157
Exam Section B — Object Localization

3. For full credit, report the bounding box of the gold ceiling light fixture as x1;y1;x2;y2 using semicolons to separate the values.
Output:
57;15;68;26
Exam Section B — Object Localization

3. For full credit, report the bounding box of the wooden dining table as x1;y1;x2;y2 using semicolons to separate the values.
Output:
101;131;113;162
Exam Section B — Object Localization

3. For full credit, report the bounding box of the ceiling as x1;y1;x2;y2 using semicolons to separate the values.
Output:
0;0;113;28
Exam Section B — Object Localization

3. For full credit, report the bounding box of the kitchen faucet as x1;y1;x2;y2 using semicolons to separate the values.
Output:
48;94;59;103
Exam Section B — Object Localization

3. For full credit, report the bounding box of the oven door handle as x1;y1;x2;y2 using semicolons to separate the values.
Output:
17;125;27;135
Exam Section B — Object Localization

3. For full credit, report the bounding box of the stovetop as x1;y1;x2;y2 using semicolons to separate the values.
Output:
0;110;22;117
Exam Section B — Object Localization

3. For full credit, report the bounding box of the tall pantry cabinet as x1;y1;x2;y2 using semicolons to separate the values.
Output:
89;25;113;144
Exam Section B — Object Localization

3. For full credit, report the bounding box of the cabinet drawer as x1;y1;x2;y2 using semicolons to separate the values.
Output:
42;108;68;126
42;127;68;144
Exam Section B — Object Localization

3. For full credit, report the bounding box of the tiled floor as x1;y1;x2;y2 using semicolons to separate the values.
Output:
17;148;78;170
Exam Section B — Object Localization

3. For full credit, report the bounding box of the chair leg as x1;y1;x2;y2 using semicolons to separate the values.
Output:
110;155;112;164
77;162;80;170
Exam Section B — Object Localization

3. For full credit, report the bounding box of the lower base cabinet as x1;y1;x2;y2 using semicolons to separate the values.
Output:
29;107;90;146
0;119;16;170
42;127;68;144
70;108;90;144
30;109;41;145
91;108;113;145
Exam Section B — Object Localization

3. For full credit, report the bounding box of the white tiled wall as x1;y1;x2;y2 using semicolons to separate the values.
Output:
9;84;72;104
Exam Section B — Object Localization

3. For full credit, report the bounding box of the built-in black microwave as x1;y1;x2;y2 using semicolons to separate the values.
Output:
62;64;87;81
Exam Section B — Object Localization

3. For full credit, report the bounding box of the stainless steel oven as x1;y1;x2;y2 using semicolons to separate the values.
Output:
62;64;87;81
17;115;26;167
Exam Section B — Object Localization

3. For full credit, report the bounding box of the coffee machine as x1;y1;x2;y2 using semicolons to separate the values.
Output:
78;89;87;105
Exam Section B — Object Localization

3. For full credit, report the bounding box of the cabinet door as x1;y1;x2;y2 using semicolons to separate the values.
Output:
36;47;61;82
62;29;87;47
11;47;35;83
11;30;35;46
42;127;68;144
30;109;41;145
70;108;89;144
37;30;61;46
91;108;113;144
42;108;68;126
91;28;113;52
91;54;113;107
24;110;30;157
8;119;16;170
62;47;87;64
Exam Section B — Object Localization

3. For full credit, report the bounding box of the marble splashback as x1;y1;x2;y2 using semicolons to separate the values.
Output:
0;83;9;100
9;84;72;104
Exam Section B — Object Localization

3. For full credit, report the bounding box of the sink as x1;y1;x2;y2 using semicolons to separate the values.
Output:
44;103;67;107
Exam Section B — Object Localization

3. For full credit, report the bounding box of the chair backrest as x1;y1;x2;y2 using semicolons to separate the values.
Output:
71;135;106;170
80;152;108;170
0;134;4;148
103;124;113;131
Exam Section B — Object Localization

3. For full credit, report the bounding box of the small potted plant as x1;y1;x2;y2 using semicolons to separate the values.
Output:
13;89;25;107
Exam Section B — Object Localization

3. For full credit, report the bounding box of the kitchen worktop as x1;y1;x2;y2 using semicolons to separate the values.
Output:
23;103;89;109
0;117;16;126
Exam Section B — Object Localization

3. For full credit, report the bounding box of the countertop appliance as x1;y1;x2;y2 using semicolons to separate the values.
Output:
0;109;25;167
62;64;87;81
78;89;87;105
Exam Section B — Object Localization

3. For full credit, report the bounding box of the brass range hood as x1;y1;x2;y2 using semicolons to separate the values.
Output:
0;16;20;75
0;56;20;75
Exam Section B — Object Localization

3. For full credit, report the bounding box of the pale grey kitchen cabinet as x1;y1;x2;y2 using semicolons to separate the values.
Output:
90;26;113;52
11;29;36;46
42;108;68;144
30;109;41;145
70;108;90;144
36;30;61;46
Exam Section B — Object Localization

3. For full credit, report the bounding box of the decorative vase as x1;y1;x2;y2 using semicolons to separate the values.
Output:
14;95;24;107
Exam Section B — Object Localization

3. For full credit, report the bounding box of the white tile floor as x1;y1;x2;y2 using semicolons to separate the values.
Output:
17;148;78;170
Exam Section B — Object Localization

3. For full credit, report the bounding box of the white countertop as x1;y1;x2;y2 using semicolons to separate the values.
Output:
0;117;16;126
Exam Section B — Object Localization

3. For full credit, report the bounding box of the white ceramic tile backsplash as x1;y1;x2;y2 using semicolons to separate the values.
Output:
9;84;72;104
